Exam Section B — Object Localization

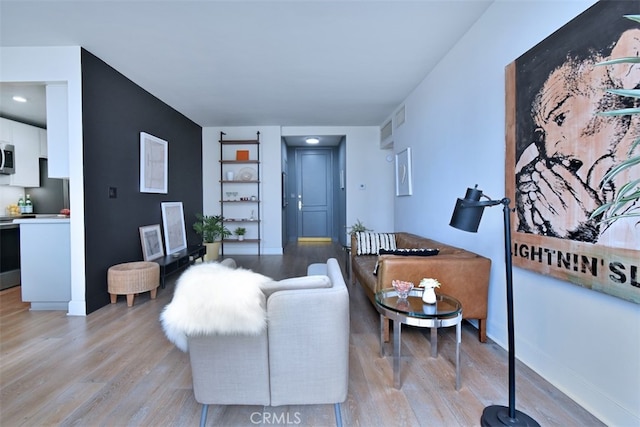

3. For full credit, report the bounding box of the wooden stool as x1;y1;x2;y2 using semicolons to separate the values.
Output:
108;261;159;307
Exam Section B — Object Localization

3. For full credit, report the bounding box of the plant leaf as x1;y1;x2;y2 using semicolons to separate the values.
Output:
597;57;640;66
611;194;639;212
591;199;640;222
629;137;640;156
624;14;640;24
598;108;640;116
596;212;640;225
600;155;640;184
606;88;640;99
614;180;640;199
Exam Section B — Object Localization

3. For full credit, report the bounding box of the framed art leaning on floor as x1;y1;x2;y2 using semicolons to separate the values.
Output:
161;202;187;255
139;224;164;261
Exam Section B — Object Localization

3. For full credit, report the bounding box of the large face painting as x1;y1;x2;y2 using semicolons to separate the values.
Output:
505;0;640;303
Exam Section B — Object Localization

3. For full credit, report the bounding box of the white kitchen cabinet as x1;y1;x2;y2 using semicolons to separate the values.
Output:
45;83;69;178
15;217;71;311
0;118;43;187
0;116;13;141
39;128;48;158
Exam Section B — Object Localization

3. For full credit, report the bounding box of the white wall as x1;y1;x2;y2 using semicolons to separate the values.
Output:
0;46;86;316
390;1;639;425
0;187;24;211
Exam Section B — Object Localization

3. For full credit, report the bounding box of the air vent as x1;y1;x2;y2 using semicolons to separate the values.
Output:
380;120;393;141
395;105;406;128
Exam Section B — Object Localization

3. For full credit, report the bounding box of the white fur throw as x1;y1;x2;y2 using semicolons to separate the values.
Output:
160;262;273;352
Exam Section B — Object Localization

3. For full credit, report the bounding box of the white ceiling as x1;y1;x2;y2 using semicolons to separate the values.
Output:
0;83;47;128
0;0;492;129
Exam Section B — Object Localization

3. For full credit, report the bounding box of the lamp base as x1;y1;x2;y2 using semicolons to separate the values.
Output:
481;405;540;427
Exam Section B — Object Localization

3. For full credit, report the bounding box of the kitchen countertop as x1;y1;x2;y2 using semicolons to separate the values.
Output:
0;214;36;221
13;215;70;224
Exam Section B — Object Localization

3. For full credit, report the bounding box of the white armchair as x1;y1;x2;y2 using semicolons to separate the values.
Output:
161;258;350;427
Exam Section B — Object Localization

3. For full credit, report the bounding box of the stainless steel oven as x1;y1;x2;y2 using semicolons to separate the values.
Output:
0;219;21;290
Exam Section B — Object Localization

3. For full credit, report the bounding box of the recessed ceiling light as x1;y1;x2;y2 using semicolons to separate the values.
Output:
305;137;319;144
12;96;27;103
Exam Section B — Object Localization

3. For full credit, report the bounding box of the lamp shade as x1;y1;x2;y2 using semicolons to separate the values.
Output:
450;186;485;232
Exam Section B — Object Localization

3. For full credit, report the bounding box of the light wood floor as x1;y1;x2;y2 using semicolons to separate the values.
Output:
0;242;603;426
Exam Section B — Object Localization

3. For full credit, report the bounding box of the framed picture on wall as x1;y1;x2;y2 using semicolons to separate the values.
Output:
161;202;187;255
140;132;168;194
139;224;164;261
395;147;412;196
505;1;640;304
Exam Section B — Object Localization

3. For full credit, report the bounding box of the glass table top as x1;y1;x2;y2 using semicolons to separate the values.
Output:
375;288;461;318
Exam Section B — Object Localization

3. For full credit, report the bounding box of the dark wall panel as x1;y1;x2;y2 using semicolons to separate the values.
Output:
81;49;202;314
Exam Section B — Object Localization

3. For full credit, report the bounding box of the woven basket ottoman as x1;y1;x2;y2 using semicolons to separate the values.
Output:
108;261;160;307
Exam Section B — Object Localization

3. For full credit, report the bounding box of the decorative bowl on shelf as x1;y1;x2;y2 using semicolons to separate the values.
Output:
392;280;414;299
238;167;256;181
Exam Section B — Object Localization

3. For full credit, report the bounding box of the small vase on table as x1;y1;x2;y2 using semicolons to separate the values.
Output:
419;278;441;304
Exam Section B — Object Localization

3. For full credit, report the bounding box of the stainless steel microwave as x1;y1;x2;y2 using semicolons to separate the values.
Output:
0;143;15;174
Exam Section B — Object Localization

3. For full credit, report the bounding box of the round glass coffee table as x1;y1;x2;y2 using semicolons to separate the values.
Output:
375;288;462;390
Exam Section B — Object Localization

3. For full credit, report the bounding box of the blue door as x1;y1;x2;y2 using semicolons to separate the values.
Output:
296;148;332;238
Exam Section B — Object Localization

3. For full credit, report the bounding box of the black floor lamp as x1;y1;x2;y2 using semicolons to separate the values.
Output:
450;185;540;427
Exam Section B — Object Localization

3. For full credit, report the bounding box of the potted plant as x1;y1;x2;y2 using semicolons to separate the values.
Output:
234;226;247;241
345;218;372;249
193;214;231;261
347;219;371;236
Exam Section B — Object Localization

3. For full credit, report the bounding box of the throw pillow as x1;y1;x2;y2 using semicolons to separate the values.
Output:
373;248;440;275
378;248;440;256
356;232;396;255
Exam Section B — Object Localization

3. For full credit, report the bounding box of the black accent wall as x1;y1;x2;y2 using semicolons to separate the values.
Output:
81;49;203;314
